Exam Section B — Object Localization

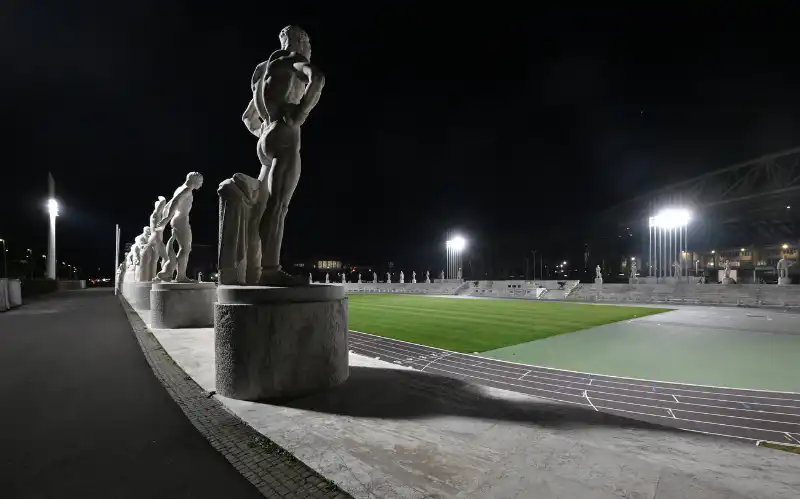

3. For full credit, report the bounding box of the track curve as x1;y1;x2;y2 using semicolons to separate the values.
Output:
349;330;800;444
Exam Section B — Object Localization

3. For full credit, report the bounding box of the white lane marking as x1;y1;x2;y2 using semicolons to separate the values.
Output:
350;338;800;411
589;378;593;386
518;370;531;380
350;344;800;430
349;330;800;396
584;390;598;411
668;408;676;419
785;432;800;444
420;352;454;371
673;394;680;403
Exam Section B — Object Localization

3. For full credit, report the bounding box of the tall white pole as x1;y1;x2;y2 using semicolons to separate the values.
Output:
47;172;57;280
648;223;652;277
114;224;120;294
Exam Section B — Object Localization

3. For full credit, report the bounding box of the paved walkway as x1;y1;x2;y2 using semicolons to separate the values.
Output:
0;289;267;498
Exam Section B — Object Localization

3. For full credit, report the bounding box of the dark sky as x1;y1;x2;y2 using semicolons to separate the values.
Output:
3;4;800;276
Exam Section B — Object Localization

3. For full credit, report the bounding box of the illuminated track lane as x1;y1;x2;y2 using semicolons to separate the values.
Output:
348;331;800;444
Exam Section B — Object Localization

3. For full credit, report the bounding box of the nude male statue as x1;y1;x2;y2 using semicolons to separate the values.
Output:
148;196;168;276
155;172;204;282
242;25;326;285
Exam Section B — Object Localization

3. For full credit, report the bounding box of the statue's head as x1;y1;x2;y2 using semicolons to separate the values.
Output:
186;172;204;189
279;25;311;60
154;196;166;210
143;226;152;236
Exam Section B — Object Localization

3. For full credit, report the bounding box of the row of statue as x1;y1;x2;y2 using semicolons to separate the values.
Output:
120;173;204;284
316;270;449;284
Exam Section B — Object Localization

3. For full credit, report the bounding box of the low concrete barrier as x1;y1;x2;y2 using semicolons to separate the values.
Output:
0;279;23;311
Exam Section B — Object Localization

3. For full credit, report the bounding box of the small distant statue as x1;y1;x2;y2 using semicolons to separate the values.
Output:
630;261;638;279
308;272;312;284
357;273;362;283
399;271;404;283
386;272;391;283
723;260;731;279
426;270;430;283
155;172;204;282
341;272;346;283
777;257;793;279
132;234;148;281
595;265;602;280
440;270;445;280
373;271;377;283
325;273;330;283
412;271;417;283
457;267;462;280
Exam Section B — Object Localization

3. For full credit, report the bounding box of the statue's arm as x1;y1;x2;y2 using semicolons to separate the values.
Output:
157;188;189;228
242;99;262;137
288;61;325;126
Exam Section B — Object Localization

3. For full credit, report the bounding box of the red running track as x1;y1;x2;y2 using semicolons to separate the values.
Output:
349;330;800;445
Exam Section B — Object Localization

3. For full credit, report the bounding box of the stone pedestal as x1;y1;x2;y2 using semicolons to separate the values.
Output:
150;282;216;329
721;277;735;285
124;282;153;310
594;278;603;285
214;284;349;401
628;278;638;285
778;277;791;286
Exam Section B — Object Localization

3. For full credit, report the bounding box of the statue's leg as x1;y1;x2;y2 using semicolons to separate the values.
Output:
260;150;300;282
174;221;193;281
156;233;177;282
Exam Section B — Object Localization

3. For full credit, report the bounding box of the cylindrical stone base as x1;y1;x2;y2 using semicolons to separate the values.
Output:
214;284;349;401
778;277;791;286
124;282;153;310
151;282;216;328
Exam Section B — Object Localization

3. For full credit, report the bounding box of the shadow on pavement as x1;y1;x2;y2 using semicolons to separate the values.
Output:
283;366;684;435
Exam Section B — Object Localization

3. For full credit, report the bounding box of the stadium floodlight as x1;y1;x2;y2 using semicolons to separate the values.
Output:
446;236;466;252
649;208;692;282
47;198;59;218
445;235;467;280
648;208;690;229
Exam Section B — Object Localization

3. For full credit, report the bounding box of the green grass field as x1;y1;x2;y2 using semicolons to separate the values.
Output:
348;295;671;353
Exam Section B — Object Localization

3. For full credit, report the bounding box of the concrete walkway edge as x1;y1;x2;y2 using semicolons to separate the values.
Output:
120;297;352;499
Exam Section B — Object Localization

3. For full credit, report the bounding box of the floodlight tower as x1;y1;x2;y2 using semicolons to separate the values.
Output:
648;208;691;282
446;235;466;280
47;173;59;280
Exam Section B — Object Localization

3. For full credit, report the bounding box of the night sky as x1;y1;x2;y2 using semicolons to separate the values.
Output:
3;4;800;277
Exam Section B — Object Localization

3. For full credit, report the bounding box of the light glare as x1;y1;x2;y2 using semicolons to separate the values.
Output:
446;236;466;252
47;198;59;217
649;208;691;228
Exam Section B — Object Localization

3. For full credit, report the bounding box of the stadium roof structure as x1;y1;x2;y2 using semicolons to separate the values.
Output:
594;147;800;251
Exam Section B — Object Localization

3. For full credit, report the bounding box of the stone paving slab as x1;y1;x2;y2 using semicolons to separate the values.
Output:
121;297;352;499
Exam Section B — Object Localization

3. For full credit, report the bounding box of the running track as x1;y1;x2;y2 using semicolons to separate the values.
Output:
349;330;800;445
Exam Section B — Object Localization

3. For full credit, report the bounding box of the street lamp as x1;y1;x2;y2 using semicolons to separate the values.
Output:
649;208;691;282
47;198;59;280
0;238;7;278
446;235;466;280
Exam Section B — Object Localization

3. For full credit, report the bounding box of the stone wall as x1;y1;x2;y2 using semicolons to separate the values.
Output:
567;282;800;308
344;282;463;295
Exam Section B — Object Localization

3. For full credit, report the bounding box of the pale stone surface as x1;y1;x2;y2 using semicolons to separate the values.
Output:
777;258;793;279
778;276;791;286
155;172;204;282
5;279;22;308
150;281;216;329
141;319;800;499
399;271;404;284
595;264;602;280
214;284;348;401
217;173;261;285
124;281;153;310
